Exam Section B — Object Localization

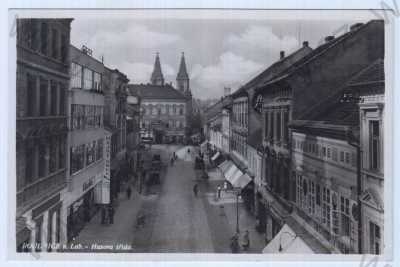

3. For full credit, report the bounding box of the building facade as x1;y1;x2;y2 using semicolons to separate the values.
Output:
63;45;106;242
16;18;72;251
128;53;190;144
103;67;129;201
254;20;384;253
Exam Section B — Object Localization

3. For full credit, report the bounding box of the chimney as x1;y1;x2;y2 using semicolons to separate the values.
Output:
325;36;335;43
350;22;364;31
302;41;309;47
280;51;285;59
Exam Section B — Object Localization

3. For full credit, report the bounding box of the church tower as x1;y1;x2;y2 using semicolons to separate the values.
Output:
150;52;164;86
176;52;191;96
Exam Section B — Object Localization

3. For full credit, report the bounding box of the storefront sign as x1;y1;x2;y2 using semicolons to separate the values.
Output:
95;133;111;204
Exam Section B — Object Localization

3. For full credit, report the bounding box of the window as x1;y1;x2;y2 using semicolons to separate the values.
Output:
93;72;101;91
59;84;66;115
265;112;269;138
61;34;67;63
49;138;57;173
345;152;350;164
71;62;83;88
83;68;93;90
51;28;58;59
173;105;177;115
38;142;47;178
322;147;327;157
270;112;275;141
327;148;331;158
70;144;85;174
369;121;380;170
152;106;157;115
283;111;289;144
86;141;96;165
39;78;47;116
316;184;321;206
40;22;48;55
50;81;57;115
25;144;35;183
332;148;338;161
58;137;65;169
276;112;281;142
26;73;36;116
179;107;184;115
166;105;170;115
340;151;345;162
369;222;381;254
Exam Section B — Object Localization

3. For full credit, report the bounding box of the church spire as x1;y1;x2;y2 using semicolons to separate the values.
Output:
151;52;164;86
176;52;190;94
177;52;189;80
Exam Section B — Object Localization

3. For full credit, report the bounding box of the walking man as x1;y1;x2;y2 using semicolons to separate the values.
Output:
193;183;199;197
126;186;132;200
217;185;222;199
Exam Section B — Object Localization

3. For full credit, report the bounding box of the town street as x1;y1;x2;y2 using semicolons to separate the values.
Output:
71;144;264;253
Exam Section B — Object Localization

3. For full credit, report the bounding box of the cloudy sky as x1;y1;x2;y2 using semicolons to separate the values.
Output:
70;16;364;99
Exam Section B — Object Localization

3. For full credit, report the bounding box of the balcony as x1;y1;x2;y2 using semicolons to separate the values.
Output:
17;169;66;216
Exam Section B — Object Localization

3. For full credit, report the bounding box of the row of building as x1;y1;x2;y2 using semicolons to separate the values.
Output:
15;18;200;252
15;18;143;251
204;20;384;254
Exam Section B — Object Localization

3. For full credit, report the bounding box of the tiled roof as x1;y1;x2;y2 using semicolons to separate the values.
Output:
232;45;313;97
299;58;384;126
347;58;384;89
127;83;187;100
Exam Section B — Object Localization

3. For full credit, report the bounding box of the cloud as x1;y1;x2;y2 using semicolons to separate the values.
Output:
190;52;263;99
117;62;176;85
225;25;299;60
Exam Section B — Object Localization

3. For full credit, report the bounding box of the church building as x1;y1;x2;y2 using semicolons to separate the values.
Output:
127;52;193;144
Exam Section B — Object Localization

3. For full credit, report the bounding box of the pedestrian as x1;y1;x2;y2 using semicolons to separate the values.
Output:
100;206;106;225
217;185;222;199
193;183;199;197
108;205;114;224
230;233;240;253
126;186;132;200
242;230;250;251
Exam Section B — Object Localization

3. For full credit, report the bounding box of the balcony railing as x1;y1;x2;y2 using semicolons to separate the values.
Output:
17;169;66;214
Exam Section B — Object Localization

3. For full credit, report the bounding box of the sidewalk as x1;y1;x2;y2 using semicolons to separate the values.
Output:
70;186;144;252
203;167;266;253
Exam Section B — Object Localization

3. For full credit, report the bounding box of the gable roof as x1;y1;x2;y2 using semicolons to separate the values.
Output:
127;83;187;100
231;44;313;97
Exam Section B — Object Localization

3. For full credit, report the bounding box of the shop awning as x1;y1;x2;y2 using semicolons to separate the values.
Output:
218;160;232;174
226;167;243;186
211;151;221;161
224;163;239;179
231;173;252;189
262;224;314;254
